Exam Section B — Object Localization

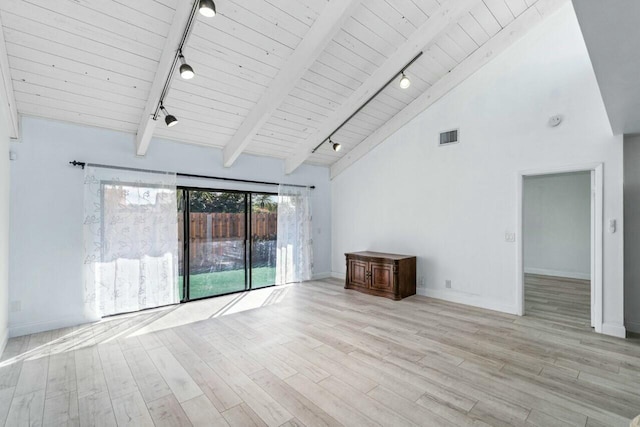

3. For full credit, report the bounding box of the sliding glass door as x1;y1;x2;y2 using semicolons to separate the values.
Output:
179;188;277;301
251;194;278;289
178;190;186;301
186;190;247;300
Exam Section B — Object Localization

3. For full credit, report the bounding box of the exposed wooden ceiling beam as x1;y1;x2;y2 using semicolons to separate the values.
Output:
330;0;569;179
222;0;363;168
135;1;193;156
284;0;481;175
0;14;19;139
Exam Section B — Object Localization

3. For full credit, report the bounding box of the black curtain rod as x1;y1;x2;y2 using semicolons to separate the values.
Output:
69;161;315;189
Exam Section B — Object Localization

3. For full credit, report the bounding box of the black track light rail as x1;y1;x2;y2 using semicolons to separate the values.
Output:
152;0;202;121
69;161;315;189
311;51;424;154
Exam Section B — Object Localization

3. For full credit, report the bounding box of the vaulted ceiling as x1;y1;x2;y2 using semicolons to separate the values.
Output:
571;0;640;135
0;0;566;176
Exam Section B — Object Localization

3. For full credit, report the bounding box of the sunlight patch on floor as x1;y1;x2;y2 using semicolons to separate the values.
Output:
130;285;291;336
0;284;294;367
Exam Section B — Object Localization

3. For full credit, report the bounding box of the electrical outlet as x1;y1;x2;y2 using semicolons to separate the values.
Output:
505;232;516;242
418;276;425;288
445;280;452;289
10;301;21;312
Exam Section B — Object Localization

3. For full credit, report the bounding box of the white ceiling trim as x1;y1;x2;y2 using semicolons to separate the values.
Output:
221;0;363;168
284;0;482;175
330;0;570;179
0;13;19;139
135;1;193;156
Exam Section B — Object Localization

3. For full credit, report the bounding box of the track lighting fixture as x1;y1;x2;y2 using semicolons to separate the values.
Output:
145;0;219;144
310;52;422;156
179;53;194;79
399;72;411;89
160;104;178;127
311;136;341;154
199;0;216;17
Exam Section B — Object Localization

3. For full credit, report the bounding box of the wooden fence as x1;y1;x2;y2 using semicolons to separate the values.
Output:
178;212;277;241
178;213;277;273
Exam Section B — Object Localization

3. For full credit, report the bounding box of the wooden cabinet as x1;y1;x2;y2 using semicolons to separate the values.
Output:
345;252;416;300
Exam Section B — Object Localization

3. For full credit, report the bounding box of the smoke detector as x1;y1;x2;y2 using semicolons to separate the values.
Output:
548;115;563;127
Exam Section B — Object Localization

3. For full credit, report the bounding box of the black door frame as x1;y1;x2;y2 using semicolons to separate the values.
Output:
178;186;278;303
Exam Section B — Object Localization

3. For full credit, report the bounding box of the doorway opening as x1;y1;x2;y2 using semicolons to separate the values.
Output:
517;164;603;333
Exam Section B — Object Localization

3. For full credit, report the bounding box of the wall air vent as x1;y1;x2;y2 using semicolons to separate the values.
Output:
439;129;459;146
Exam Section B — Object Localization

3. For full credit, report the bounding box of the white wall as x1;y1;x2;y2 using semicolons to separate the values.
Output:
0;93;10;352
8;116;331;336
624;134;640;333
331;4;625;337
523;172;591;280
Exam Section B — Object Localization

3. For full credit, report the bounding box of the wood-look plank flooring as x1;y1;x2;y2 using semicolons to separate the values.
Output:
0;278;639;426
525;274;591;329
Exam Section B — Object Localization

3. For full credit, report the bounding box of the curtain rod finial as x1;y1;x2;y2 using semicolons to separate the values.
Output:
70;160;86;169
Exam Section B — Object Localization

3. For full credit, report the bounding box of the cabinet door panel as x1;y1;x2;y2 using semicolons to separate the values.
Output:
348;259;369;288
370;263;393;292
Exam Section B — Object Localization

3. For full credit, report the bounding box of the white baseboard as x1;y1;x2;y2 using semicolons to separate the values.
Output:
624;320;640;334
601;322;626;338
312;272;331;280
331;271;345;280
417;287;518;315
0;327;8;356
524;268;590;280
9;315;92;338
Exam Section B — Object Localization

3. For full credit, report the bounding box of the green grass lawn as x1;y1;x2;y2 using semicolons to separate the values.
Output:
178;267;276;300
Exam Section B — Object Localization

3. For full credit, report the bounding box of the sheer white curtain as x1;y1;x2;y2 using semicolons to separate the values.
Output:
83;165;179;319
275;185;313;284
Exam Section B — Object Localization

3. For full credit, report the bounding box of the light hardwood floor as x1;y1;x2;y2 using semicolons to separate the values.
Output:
0;278;638;427
525;274;592;329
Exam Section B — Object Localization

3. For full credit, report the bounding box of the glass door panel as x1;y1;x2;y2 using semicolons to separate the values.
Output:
251;194;278;289
177;189;186;301
188;190;247;299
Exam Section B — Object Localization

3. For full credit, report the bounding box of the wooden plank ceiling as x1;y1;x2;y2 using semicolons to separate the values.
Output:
0;0;559;172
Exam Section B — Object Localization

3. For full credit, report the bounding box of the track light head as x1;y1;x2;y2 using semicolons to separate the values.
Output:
160;105;178;127
199;0;216;17
179;53;194;79
312;136;342;154
165;114;178;127
399;72;411;89
180;63;194;79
